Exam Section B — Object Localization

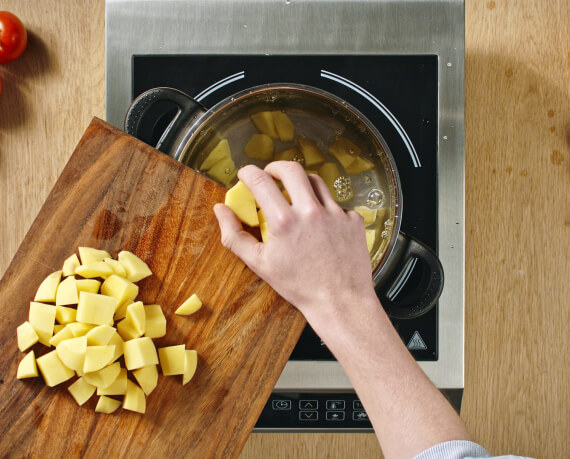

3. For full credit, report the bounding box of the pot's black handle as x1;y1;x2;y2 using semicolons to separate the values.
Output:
124;87;206;158
375;233;444;319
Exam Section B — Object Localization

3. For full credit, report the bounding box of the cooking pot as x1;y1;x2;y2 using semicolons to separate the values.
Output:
125;83;443;319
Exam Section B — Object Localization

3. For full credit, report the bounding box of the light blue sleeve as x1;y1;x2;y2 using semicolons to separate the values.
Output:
413;440;534;459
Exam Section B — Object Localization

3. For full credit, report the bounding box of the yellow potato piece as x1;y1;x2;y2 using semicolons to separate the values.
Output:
76;292;117;326
86;325;116;346
107;331;125;362
260;222;269;243
274;146;303;163
117;314;143;341
126;302;145;335
366;229;376;252
206;155;238;188
36;350;75;387
83;361;121;389
68;377;96;406
175;294;202;316
78;247;111;265
96;395;122;414
225;180;259;227
17;321;39;352
55;276;78;306
328;136;361;169
183;350;198;385
49;325;75;346
76;279;101;295
29;301;56;347
75;262;114;279
200;139;231;171
62;254;80;277
97;367;128;396
144;305;166;339
250;111;278;138
123;380;146;414
56;336;87;372
67;322;96;337
53;324;65;334
17;350;38;379
133;364;158;395
103;258;127;277
298;137;325;168
345;155;374;174
272;111;295;142
354;206;378;227
124;337;159;371
83;346;116;373
118;251;152;283
55;306;77;325
318;162;342;198
158;345;186;376
244;133;274;160
34;270;62;302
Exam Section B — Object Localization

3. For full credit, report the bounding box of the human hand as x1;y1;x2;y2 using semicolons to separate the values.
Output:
213;161;377;324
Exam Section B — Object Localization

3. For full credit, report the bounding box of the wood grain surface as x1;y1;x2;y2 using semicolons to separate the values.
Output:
0;118;306;458
0;1;568;458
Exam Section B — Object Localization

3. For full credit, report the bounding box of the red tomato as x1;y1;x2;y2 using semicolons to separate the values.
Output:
0;11;27;64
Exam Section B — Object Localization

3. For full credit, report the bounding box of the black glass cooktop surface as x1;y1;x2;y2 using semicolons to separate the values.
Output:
132;54;439;361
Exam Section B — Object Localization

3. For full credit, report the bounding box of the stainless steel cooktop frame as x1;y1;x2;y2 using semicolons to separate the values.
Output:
106;0;465;395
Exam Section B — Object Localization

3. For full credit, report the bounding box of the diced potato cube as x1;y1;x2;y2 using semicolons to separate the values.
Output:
158;345;186;376
175;293;202;316
75;261;114;279
123;337;159;370
117;251;152;283
107;331;124;362
55;306;77;325
76;292;116;326
96;395;122;414
103;258;127;277
328;136;361;169
318;162;342;198
123;380;146;414
183;350;198;385
17;321;39;352
83;361;121;389
67;322;96;337
257;208;266;224
62;254;80;277
68;377;96;406
244;133;274;160
272;111;295;142
56;336;87;372
200;139;231;171
117;314;143;341
298;137;325;168
17;350;38;379
34;270;62;302
225;180;259;227
100;274;139;308
78;247;111;265
250;111;278;138
126;302;145;335
76;279;101;294
260;221;269;243
55;276;78;306
36;350;75;387
344;155;374;174
207;156;238;188
86;325;116;346
354;206;378;227
29;301;56;346
83;346;115;373
53;324;65;334
114;302;129;321
144;305;166;338
366;229;376;252
132;365;158;395
97;367;128;396
49;325;75;346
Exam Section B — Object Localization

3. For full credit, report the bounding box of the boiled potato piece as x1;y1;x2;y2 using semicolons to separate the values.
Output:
345;155;374;174
17;321;39;352
103;258;127;277
318;162;342;199
250;111;278;139
123;380;146;414
272;111;295;142
49;325;75;346
354;206;378;227
78;247;111;265
56;336;87;372
144;305;166;338
183;350;198;385
36;350;75;387
328;136;361;169
96;395;122;414
274;146;303;163
55;306;77;325
158;345;186;376
124;337;159;370
259;221;269;243
29;301;57;346
132;364;158;395
298;137;325;168
34;270;62;302
366;229;376;252
83;361;121;389
200;139;231;171
62;254;80;277
244;133;274;160
206;156;237;188
55;276;78;306
75;262;114;279
175;293;202;316
225;180;259;227
118;251;152;283
86;325;116;346
68;377;96;406
76;292;117;326
17;350;38;379
97;367;128;395
76;279;101;294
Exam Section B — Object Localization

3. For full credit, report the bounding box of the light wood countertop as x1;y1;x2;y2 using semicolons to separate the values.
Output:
0;1;567;458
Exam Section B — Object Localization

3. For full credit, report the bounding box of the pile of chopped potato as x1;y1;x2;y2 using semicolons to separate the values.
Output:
16;247;201;415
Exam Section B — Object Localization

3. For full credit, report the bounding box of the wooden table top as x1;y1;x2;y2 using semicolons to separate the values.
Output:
0;1;567;458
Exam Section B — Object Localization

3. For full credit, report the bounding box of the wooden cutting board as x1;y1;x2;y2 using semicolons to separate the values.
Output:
0;118;306;458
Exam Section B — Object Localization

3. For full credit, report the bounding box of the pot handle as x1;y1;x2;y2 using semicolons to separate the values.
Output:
374;233;444;319
124;87;206;159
